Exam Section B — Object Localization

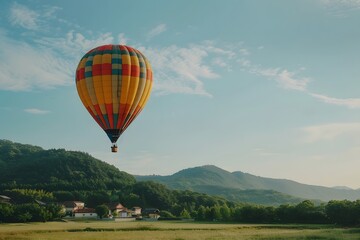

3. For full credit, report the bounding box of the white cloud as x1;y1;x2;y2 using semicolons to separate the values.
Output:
118;33;128;45
201;40;237;59
237;56;360;109
302;122;360;142
321;0;360;7
239;59;310;91
309;93;360;109
24;108;50;114
276;70;310;91
6;2;356;102
2;22;230;96
320;0;360;16
140;43;228;96
2;10;228;97
10;2;39;30
43;6;62;19
9;3;75;32
239;48;250;56
147;23;167;40
212;58;228;67
37;31;115;58
0;30;73;91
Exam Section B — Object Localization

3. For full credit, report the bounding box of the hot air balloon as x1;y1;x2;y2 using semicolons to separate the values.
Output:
75;44;153;152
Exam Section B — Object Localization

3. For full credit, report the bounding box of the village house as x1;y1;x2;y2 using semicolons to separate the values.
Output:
74;208;97;218
59;200;143;219
142;208;160;219
106;202;124;215
62;201;85;215
118;208;133;218
106;203;140;218
0;195;11;204
131;207;142;217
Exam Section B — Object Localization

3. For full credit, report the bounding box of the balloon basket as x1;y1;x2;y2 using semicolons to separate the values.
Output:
111;145;118;153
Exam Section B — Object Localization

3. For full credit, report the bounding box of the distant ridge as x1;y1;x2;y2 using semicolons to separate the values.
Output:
136;165;360;202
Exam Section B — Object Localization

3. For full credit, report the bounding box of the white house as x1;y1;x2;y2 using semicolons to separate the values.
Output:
119;208;133;218
106;203;124;215
132;207;142;217
63;201;85;215
74;208;97;218
143;208;160;219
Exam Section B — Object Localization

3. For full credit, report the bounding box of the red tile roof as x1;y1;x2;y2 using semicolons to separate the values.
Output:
63;201;84;208
74;208;96;213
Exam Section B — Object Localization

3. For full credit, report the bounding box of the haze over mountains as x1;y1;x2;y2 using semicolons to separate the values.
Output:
1;139;359;205
136;165;360;202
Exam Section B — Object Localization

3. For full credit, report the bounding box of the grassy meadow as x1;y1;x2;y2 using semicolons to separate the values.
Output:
0;221;359;240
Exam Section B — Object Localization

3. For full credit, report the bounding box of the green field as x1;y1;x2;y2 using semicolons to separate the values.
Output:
0;221;359;240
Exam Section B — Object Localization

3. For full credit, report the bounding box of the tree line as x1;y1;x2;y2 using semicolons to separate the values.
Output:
184;199;360;226
1;140;359;225
1;188;360;225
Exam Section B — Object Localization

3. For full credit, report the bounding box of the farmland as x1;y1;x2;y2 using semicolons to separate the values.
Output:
0;221;359;240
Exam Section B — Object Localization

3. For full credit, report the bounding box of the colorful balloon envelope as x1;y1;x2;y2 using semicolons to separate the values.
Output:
75;45;153;152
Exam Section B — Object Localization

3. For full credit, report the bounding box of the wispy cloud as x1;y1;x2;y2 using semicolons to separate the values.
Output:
1;21;230;97
140;42;234;96
147;23;167;40
36;31;115;58
118;33;128;45
239;48;250;56
9;3;74;32
43;6;62;19
24;108;50;114
277;70;310;91
237;56;360;109
309;93;360;109
238;59;310;91
10;2;39;30
1;1;118;92
320;0;360;16
3;4;230;97
141;45;217;96
302;122;360;142
40;32;231;96
0;30;73;91
4;2;358;103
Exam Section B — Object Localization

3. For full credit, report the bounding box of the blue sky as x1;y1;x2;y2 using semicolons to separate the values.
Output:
1;0;360;188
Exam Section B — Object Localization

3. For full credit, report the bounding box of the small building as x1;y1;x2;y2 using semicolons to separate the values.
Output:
63;201;85;215
118;208;133;218
132;207;142;217
106;202;124;215
143;208;160;219
74;208;97;218
0;195;11;204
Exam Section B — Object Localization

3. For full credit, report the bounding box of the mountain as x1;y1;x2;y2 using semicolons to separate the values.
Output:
3;139;359;206
0;140;237;211
136;165;360;202
0;139;135;191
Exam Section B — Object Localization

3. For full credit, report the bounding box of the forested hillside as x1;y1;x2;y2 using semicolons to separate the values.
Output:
0;140;234;213
1;140;360;226
0;140;135;191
